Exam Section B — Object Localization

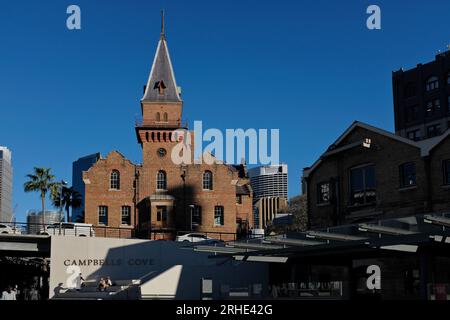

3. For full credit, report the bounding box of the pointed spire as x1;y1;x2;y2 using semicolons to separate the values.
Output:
141;11;182;103
160;9;165;39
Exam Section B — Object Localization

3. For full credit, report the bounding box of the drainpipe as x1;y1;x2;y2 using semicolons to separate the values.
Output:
133;168;140;237
304;176;312;230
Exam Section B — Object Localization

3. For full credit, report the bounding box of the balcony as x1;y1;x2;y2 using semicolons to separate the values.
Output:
135;117;188;129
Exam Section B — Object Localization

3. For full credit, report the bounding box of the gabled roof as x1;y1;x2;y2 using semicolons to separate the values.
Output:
332;121;418;148
236;184;251;196
303;121;450;179
416;129;450;156
141;32;181;103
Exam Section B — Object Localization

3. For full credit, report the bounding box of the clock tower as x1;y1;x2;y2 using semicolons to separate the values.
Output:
135;12;187;232
135;11;185;162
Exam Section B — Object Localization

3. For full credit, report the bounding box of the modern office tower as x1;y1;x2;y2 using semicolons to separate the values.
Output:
72;153;101;222
392;50;450;141
248;164;288;200
0;147;13;223
26;210;64;234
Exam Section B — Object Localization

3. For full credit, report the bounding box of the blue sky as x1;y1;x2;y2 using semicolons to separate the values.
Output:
1;0;450;221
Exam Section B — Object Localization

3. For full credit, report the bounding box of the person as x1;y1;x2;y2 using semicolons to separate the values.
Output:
75;273;85;291
1;286;16;300
29;286;40;300
105;276;112;288
98;278;106;292
13;285;20;300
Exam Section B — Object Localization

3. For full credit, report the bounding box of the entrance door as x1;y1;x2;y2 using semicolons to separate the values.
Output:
156;206;168;227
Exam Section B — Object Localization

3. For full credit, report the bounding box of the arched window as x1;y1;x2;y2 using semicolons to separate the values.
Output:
203;171;213;190
163;112;168;122
426;76;439;91
110;170;120;190
157;170;167;190
156;112;161;121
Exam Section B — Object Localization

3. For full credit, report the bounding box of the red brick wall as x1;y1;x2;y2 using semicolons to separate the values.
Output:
83;131;253;241
83;151;136;229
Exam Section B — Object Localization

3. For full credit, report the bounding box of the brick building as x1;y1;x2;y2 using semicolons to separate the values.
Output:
393;51;450;141
83;23;253;240
303;121;450;229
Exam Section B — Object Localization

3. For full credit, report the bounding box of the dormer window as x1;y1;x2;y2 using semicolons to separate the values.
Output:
154;80;166;95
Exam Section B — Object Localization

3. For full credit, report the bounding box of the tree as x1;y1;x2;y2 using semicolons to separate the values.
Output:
51;186;82;222
287;194;308;232
266;194;308;235
24;167;58;225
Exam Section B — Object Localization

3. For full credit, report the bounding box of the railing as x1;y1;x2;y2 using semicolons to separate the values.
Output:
135;117;188;128
93;225;134;239
0;221;134;239
176;230;237;242
0;221;258;242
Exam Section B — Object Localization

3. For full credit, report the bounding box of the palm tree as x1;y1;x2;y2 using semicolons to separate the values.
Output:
51;186;82;222
24;167;58;225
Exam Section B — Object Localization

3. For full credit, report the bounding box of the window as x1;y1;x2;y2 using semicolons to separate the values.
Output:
317;182;331;204
156;206;167;222
192;206;202;225
120;206;131;225
214;206;224;226
447;72;450;85
426;76;439;91
163;112;168;122
156;170;167;190
444;160;450;185
426;100;440;117
110;170;120;190
406;105;419;122
155;112;161;121
98;206;108;225
427;124;441;138
350;165;376;206
407;129;421;141
400;162;417;188
154;80;166;95
236;195;242;204
203;171;213;190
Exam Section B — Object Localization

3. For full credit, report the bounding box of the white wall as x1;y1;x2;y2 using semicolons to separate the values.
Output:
49;236;268;299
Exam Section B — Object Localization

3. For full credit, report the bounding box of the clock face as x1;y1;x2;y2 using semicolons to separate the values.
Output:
157;148;167;157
